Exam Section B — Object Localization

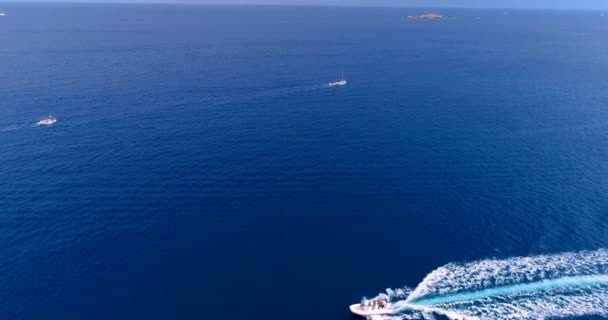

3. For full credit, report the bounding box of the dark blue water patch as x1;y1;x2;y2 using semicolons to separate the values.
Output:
2;3;608;320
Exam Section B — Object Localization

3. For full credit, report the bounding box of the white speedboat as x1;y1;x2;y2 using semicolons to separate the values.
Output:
0;10;5;17
37;115;57;126
350;300;394;316
327;72;347;86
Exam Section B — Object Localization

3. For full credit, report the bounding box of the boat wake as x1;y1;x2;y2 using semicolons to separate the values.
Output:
364;249;608;320
0;124;38;132
233;84;327;101
203;83;329;109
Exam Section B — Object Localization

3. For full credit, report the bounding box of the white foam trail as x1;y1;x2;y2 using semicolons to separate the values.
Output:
365;249;608;320
0;125;22;132
0;124;37;132
407;249;608;302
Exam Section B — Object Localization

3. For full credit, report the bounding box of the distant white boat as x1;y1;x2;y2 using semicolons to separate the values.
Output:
327;71;347;86
0;10;6;17
37;115;57;126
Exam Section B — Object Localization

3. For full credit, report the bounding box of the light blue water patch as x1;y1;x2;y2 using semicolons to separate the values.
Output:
412;275;608;306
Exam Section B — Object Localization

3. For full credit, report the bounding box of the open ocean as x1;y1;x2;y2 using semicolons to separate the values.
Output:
2;3;608;320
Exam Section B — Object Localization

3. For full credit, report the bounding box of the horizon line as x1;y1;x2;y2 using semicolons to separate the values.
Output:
4;1;608;11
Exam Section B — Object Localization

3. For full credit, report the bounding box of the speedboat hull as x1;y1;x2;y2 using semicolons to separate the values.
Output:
327;80;347;86
349;303;394;316
37;119;57;126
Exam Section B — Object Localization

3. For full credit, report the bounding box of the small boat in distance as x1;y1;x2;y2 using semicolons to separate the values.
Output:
0;10;6;17
327;71;347;86
350;299;394;316
37;115;57;126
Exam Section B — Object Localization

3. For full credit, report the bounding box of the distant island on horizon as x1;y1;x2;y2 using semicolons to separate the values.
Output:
407;13;447;20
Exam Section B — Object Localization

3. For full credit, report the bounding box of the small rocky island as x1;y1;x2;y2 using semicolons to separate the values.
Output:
407;13;447;20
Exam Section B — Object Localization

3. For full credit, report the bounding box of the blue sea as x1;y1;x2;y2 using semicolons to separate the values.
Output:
3;3;608;320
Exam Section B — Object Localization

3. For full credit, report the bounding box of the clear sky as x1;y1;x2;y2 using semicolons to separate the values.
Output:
25;0;608;9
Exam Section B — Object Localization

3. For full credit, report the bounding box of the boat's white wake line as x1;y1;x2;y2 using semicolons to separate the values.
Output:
407;249;608;302
0;124;38;132
202;83;328;109
366;249;608;320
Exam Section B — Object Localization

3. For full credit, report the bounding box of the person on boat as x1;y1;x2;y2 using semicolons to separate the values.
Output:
378;300;385;309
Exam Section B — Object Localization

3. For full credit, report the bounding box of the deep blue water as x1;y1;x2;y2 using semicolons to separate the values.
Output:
2;3;608;319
